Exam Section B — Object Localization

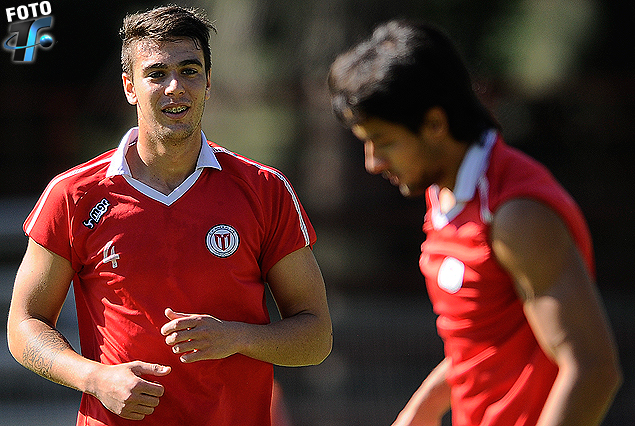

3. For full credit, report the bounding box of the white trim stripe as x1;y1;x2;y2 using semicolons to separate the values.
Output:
24;157;112;235
123;168;204;206
213;147;311;246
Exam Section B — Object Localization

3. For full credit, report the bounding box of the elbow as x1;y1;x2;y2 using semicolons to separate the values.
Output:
7;335;19;363
321;330;334;363
308;322;333;366
604;356;623;400
6;310;22;363
312;326;333;366
595;359;622;414
596;345;623;400
6;331;18;363
578;349;623;403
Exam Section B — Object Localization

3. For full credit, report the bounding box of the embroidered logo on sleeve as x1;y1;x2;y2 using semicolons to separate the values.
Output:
83;198;111;229
206;224;240;258
437;257;464;293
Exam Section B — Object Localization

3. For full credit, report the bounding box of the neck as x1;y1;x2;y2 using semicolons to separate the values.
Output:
127;129;202;195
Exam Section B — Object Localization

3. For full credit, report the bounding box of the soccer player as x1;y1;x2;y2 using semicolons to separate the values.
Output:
328;20;620;426
7;6;332;426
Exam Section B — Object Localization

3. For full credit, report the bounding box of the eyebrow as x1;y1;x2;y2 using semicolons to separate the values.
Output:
143;59;204;72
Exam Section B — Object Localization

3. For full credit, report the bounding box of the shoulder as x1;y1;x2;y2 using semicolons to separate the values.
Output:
208;142;294;190
490;198;579;298
486;139;582;226
24;149;116;239
487;140;556;196
492;199;571;249
50;150;114;190
35;150;115;208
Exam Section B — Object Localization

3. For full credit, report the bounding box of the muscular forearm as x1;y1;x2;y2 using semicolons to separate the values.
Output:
8;316;100;393
237;312;333;367
163;308;332;367
10;316;172;421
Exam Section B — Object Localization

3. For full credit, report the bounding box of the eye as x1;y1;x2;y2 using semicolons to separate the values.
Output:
147;70;165;79
181;68;199;76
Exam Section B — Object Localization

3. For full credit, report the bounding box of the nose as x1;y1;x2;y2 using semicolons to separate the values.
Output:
165;73;185;96
364;141;387;175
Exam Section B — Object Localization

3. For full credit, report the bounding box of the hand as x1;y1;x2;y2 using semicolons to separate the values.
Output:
90;361;171;421
161;308;242;363
391;359;451;426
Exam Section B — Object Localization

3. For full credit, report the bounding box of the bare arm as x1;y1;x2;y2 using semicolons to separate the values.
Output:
8;238;82;385
7;238;171;420
392;357;452;426
162;246;333;366
491;199;621;426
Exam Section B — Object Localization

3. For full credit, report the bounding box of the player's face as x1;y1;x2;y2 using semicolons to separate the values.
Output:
122;37;211;143
352;117;446;198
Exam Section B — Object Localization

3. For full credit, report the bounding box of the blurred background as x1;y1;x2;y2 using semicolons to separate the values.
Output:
0;0;633;425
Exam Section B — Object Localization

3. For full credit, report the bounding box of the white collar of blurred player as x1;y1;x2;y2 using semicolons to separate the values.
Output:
431;129;497;226
453;129;497;204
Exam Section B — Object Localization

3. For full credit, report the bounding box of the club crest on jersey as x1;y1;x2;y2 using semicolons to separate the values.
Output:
437;257;465;294
83;198;111;229
206;224;240;258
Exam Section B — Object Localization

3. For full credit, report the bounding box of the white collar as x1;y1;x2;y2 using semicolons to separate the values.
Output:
105;127;222;206
436;129;496;223
105;127;222;178
452;129;497;203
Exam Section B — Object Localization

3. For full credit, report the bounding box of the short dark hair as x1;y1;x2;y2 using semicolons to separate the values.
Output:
328;20;498;142
120;5;216;76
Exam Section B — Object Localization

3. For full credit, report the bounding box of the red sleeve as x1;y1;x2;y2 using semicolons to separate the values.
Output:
257;168;317;279
24;173;75;266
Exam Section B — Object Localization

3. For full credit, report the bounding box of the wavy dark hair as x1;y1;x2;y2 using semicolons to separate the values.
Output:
120;5;216;77
328;20;498;143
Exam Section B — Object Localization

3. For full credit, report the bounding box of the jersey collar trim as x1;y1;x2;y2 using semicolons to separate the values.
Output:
453;129;497;204
105;127;222;178
432;129;497;224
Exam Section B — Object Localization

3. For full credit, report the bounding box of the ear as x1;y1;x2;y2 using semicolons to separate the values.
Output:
205;70;211;100
420;106;450;140
122;73;138;105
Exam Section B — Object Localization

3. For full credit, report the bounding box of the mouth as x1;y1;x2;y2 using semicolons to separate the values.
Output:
162;105;189;117
382;171;400;186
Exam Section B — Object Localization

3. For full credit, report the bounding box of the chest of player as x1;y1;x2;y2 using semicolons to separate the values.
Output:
69;175;268;318
420;198;524;343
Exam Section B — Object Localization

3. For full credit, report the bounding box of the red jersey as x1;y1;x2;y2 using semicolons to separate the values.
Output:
420;131;594;426
24;128;317;426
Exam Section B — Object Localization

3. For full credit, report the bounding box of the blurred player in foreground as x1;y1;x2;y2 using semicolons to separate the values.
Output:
328;19;620;426
8;5;331;425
